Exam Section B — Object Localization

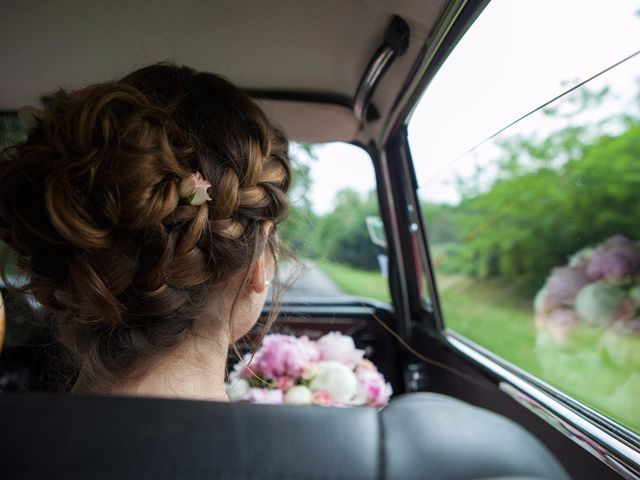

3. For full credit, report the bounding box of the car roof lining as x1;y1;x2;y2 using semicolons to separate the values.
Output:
0;0;450;144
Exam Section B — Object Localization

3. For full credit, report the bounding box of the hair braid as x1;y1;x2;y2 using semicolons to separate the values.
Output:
0;64;291;390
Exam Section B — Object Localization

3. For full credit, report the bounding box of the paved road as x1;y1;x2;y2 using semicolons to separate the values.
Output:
274;261;352;302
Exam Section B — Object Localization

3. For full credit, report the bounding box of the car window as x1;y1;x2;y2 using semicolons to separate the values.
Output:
0;115;38;347
407;0;640;433
279;142;390;304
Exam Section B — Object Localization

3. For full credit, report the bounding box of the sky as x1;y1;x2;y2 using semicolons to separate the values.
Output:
303;0;640;213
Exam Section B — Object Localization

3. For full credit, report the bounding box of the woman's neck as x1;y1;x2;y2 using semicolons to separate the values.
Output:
73;330;231;402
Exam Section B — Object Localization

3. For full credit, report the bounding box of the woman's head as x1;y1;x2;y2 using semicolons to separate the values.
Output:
0;64;291;390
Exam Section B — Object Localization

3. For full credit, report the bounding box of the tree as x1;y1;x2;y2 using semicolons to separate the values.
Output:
441;84;640;292
318;189;382;270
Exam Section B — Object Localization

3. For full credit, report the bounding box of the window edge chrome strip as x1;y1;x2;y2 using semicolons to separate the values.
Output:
446;334;640;480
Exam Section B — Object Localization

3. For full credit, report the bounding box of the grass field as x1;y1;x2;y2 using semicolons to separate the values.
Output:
319;261;640;432
317;261;391;302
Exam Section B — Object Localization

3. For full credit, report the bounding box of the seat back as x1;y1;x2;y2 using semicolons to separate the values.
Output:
0;392;569;479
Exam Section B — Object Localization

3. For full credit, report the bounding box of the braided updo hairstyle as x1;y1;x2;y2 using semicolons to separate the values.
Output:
0;64;291;390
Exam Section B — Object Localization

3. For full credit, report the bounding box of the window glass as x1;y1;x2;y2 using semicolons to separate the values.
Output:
0;114;37;349
278;143;390;303
408;0;640;433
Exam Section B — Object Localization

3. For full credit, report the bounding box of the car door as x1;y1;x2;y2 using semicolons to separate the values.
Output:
379;1;640;478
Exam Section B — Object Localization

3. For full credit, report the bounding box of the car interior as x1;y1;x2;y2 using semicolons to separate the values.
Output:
1;1;639;479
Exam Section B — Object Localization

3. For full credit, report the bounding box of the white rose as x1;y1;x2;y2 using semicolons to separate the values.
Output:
309;361;358;403
350;382;370;406
533;284;547;313
316;332;365;368
284;385;313;405
568;247;595;267
226;378;250;401
575;282;625;326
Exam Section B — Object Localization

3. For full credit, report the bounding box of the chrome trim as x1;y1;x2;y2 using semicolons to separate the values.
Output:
381;0;468;144
354;46;395;123
500;382;639;480
447;335;640;479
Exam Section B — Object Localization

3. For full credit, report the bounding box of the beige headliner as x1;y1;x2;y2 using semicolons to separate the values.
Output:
0;0;448;143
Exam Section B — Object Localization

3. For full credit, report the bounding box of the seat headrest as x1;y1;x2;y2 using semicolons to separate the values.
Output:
0;392;568;479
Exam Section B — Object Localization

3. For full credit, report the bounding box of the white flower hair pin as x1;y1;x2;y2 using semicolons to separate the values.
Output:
179;171;212;206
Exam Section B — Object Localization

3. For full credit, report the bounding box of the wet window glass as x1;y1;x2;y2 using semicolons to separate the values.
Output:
408;0;640;433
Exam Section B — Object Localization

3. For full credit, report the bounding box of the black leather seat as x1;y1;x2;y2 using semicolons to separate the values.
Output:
0;392;569;479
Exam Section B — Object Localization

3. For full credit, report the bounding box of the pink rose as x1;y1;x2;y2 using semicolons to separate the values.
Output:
354;366;392;408
311;391;334;406
251;334;320;379
543;267;589;312
609;318;640;335
277;376;295;392
586;235;640;281
547;308;580;328
228;353;253;381
615;297;640;321
316;332;365;368
179;171;212;206
240;388;284;404
544;308;581;343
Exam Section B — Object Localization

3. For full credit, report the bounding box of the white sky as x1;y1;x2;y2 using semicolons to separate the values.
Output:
304;0;640;213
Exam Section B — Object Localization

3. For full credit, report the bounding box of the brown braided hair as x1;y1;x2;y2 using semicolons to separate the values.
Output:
0;64;291;390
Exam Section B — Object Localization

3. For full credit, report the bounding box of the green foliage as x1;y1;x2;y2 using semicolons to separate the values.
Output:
0;115;27;152
317;189;383;270
281;186;384;271
424;84;640;293
278;143;321;258
279;143;384;271
456;121;640;290
421;203;460;243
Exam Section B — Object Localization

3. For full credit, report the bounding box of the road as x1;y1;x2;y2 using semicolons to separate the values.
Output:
274;261;352;303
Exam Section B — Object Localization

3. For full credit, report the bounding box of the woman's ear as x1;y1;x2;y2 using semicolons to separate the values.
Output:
248;255;267;294
247;221;275;294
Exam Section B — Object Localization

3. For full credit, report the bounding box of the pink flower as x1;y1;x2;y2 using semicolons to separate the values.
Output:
357;359;376;370
543;267;589;312
179;171;212;206
227;334;393;408
354;366;392;408
536;308;580;333
250;334;320;379
609;318;640;335
277;376;295;392
316;332;365;368
240;388;284;404
545;308;581;343
616;297;639;321
586;235;640;281
228;353;253;381
311;391;334;406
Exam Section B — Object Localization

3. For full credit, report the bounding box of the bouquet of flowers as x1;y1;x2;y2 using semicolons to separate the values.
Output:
226;332;392;407
534;235;640;345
